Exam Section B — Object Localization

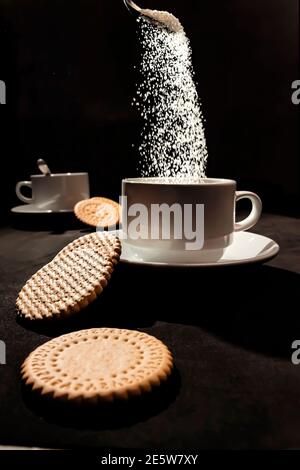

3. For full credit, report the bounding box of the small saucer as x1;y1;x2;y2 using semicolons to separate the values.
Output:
11;204;73;214
112;231;279;267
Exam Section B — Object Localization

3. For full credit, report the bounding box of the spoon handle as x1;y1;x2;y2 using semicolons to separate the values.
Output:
37;158;51;176
123;0;142;15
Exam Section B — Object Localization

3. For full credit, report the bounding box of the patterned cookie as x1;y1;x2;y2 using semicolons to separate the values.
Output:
54;232;121;262
16;232;121;321
74;197;121;228
21;328;174;404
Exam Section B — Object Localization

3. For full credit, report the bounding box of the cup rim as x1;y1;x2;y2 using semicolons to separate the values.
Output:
30;172;88;178
122;177;236;186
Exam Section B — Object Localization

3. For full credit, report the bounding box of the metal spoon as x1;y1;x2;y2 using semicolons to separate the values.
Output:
123;0;142;17
37;158;51;176
123;0;183;33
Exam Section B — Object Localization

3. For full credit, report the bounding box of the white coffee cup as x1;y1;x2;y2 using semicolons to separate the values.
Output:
122;177;262;257
16;172;90;211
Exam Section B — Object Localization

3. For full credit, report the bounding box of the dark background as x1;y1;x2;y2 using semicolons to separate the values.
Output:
0;0;298;223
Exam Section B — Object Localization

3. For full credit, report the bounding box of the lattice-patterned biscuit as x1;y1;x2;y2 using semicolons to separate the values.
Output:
55;232;121;263
21;328;174;403
74;197;121;228
16;233;121;321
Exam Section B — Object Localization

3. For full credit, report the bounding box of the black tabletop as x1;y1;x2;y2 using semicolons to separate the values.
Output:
0;213;299;450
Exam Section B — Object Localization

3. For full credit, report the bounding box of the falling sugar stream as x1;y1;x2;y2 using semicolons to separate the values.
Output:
133;14;208;180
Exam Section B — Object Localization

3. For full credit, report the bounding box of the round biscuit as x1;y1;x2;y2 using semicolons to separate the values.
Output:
21;328;174;404
74;197;121;228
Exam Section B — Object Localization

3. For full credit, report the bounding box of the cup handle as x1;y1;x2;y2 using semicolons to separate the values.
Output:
16;181;33;204
234;191;262;232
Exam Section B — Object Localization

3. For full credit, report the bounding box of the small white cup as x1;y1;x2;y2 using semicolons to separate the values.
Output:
16;172;90;211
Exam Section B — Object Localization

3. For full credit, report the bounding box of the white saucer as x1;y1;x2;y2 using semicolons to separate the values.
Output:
113;231;279;267
11;204;73;214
